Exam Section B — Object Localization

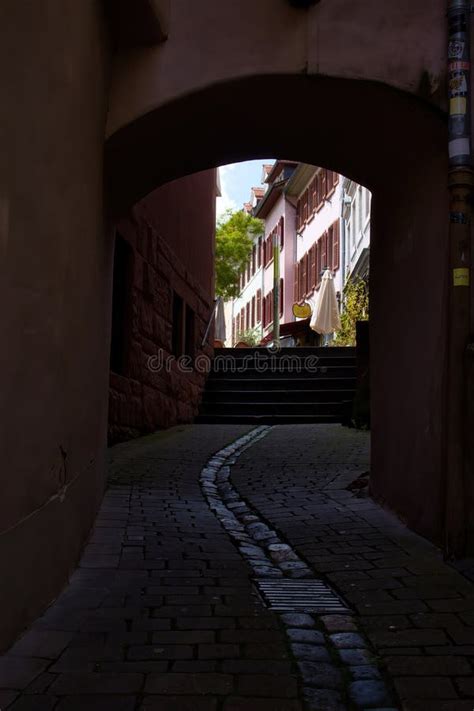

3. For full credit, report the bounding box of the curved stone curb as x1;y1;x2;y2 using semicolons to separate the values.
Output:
200;427;399;711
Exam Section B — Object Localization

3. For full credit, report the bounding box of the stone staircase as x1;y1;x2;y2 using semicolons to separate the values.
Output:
196;347;356;424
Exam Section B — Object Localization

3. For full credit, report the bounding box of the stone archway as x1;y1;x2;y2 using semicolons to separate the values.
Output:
105;72;448;549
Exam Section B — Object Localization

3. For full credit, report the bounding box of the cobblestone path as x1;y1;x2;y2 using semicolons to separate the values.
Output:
0;424;473;711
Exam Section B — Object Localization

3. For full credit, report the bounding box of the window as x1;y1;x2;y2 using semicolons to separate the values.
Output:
258;237;262;268
246;302;250;331
302;190;309;222
172;291;184;357
299;254;307;298
256;289;262;322
110;233;133;375
240;308;245;334
185;304;195;357
320;231;328;272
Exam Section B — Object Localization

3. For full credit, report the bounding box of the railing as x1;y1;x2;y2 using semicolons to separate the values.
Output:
201;297;222;347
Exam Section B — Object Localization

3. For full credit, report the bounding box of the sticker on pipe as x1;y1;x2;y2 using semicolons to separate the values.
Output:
453;268;470;287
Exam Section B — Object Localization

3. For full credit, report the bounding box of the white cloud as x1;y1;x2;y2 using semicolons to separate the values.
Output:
216;164;239;221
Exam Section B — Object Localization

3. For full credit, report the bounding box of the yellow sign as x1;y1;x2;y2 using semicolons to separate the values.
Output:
450;96;467;115
453;268;470;287
293;302;312;319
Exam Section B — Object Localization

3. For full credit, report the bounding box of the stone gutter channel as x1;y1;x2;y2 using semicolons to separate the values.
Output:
200;426;399;711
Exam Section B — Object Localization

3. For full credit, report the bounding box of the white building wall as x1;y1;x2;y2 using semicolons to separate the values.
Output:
343;179;371;282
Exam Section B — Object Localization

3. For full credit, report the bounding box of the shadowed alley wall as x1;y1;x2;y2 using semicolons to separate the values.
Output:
0;2;111;650
109;171;216;443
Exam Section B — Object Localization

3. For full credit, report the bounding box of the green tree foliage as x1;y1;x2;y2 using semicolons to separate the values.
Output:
215;210;264;300
335;277;369;346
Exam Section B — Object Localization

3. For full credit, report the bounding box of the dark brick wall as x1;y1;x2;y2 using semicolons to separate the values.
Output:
108;170;216;443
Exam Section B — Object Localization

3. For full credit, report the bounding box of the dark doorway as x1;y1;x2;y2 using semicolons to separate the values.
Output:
110;233;132;374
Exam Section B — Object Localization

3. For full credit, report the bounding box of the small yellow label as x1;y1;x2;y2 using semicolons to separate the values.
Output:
453;268;470;287
450;96;467;115
293;302;312;319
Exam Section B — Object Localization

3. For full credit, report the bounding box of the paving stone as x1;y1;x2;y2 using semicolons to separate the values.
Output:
8;630;74;659
303;687;346;711
140;698;217;711
54;696;139;711
223;698;303;711
339;648;374;665
48;672;144;694
350;665;382;680
145;672;232;694
291;643;330;661
349;680;392;708
237;674;298;697
321;615;357;632
384;654;471;675
297;662;343;690
394;676;458;699
280;613;315;628
330;633;366;649
8;697;58;711
0;658;48;689
286;628;325;644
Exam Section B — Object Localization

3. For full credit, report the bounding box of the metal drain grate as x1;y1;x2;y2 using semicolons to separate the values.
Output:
256;579;350;614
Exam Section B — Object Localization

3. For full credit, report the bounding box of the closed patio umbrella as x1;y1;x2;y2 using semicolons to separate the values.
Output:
215;297;226;343
310;269;341;335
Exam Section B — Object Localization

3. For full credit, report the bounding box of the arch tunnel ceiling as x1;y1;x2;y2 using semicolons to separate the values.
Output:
105;74;447;218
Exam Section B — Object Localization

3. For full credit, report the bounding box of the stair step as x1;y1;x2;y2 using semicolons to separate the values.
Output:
199;401;350;416
203;389;356;404
206;377;356;391
214;347;356;357
195;414;347;425
210;366;356;379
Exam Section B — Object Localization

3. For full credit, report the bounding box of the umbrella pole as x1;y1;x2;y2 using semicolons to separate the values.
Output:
273;231;280;345
445;0;473;557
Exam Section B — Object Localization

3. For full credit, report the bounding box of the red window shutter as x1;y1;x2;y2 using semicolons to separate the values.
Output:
294;263;299;302
299;255;307;298
246;302;250;330
252;246;256;274
309;245;316;289
262;295;266;327
303;190;309;222
321;170;328;200
280;278;284;315
326;170;333;191
280;217;285;248
333;172;339;188
316;240;321;285
256;289;262;322
308;180;314;214
320;232;328;272
333;220;340;270
270;290;274;324
327;225;334;271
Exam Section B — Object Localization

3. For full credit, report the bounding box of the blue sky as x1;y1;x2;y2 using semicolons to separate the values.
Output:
216;159;274;221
